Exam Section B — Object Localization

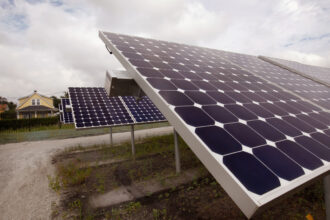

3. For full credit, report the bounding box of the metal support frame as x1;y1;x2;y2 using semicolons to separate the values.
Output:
325;175;330;220
109;127;113;147
131;125;135;156
174;129;181;174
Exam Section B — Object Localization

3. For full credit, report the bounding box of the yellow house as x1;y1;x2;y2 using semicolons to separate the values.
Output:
16;90;57;119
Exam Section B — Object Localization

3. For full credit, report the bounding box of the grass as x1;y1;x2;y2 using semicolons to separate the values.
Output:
0;122;169;144
0;123;74;133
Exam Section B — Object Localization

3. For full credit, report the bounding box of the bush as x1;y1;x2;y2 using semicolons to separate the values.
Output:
0;110;17;120
0;116;59;131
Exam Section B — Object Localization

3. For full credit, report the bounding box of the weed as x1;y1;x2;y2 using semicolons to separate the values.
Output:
126;201;142;213
70;199;82;218
47;175;61;192
58;162;92;186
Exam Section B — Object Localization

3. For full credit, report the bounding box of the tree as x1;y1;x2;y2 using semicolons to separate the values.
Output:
7;101;16;110
51;96;61;108
0;97;16;119
60;91;69;98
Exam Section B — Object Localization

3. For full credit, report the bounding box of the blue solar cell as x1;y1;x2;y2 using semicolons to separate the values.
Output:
225;123;266;147
225;92;252;103
206;91;235;104
295;114;328;130
175;106;214;127
171;79;199;90
223;152;280;195
276;140;324;170
259;103;288;116
253;145;304;180
147;78;177;90
159;91;194;106
184;91;216;105
243;103;274;118
247;120;286;142
196;126;241;155
310;132;330;148
225;104;258;121
202;105;238;124
282;116;316;133
192;80;217;91
266;118;302;137
295;136;330;161
136;67;163;77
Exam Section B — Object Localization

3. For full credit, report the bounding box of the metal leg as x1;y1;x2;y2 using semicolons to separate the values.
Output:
131;125;135;156
174;129;181;174
109;127;113;147
325;175;330;220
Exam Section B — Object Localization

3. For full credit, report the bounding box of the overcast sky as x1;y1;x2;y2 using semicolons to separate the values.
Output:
1;0;330;102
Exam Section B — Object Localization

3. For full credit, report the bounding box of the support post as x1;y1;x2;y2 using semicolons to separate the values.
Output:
109;127;113;147
325;175;330;220
131;125;135;156
174;129;181;174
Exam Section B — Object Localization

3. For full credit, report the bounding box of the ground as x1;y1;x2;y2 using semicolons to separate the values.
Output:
0;126;173;220
50;133;326;220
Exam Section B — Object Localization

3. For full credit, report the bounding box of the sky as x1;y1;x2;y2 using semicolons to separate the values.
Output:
1;0;330;102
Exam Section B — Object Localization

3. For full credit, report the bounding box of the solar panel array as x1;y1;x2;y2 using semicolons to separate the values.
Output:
59;98;73;124
262;56;330;86
68;87;166;129
100;31;330;218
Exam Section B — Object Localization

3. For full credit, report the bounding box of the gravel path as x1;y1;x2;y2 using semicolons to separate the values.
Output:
0;126;173;220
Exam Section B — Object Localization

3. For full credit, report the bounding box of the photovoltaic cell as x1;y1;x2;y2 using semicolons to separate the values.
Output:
99;31;330;218
69;87;166;129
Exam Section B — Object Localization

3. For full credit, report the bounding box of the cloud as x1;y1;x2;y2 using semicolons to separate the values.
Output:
0;0;329;101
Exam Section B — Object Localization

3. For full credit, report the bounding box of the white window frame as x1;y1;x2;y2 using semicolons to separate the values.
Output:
32;99;40;106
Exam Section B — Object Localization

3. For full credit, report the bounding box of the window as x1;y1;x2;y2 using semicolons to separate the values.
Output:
32;99;40;106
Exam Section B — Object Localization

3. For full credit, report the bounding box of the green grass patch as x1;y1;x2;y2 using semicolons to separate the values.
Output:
0;122;169;144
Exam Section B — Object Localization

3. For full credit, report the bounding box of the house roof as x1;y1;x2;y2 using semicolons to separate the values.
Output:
18;90;50;100
18;105;57;112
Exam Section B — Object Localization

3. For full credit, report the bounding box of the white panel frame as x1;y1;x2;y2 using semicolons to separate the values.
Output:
99;31;330;218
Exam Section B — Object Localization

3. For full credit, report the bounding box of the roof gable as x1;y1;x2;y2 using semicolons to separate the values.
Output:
17;92;54;110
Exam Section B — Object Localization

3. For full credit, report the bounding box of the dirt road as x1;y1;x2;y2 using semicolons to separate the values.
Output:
0;126;173;220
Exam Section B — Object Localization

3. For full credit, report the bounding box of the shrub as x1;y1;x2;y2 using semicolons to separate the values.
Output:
0;116;59;131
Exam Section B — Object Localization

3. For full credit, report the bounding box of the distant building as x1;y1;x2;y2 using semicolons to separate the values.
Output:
16;90;57;119
0;104;9;114
0;97;8;103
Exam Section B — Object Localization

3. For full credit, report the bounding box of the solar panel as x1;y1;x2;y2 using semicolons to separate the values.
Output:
59;98;73;124
260;56;330;86
216;51;330;111
121;96;166;123
68;87;166;129
99;31;330;218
